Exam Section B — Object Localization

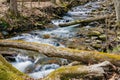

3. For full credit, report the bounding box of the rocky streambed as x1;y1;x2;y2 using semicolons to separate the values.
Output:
1;0;120;79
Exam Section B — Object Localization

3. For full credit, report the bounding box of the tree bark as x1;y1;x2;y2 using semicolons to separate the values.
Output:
0;40;119;66
114;0;120;24
59;15;114;27
9;0;19;17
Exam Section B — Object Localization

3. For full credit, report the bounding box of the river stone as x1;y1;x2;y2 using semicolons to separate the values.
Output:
117;32;120;35
99;34;106;41
34;57;68;66
88;31;101;36
1;51;17;62
88;21;99;27
91;44;102;49
91;36;98;40
43;34;51;39
96;40;102;44
0;32;4;38
1;31;9;36
85;39;91;43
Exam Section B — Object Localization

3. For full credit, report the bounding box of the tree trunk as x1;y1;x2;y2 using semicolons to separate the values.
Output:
59;15;114;27
21;0;24;12
0;40;119;66
9;0;19;17
114;0;120;25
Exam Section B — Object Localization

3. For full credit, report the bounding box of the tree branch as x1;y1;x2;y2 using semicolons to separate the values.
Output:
59;15;114;27
0;40;119;66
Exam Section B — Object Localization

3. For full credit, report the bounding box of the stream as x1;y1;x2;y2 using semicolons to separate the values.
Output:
8;0;106;79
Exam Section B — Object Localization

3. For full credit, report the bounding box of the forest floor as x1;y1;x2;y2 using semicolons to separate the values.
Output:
0;0;120;80
0;0;89;38
0;1;56;17
0;1;64;38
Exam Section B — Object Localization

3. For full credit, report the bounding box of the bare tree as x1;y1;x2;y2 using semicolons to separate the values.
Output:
114;0;120;25
9;0;19;17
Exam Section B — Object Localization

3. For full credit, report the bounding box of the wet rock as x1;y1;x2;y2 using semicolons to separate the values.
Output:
112;45;120;54
55;43;60;46
5;56;16;62
99;34;106;41
85;39;91;43
88;21;99;27
1;31;9;36
1;51;17;62
40;64;60;71
0;32;4;38
91;43;102;49
43;34;51;39
117;36;120;40
91;36;98;40
88;31;101;36
34;57;68;66
96;40;102;44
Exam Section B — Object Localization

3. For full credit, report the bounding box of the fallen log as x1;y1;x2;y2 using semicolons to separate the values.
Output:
59;15;114;27
44;61;116;80
0;40;119;66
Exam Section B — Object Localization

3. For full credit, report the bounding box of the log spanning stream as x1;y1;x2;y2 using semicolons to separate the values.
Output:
8;0;106;79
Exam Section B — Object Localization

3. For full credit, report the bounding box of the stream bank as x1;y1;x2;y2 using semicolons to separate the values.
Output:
0;0;120;80
0;0;90;39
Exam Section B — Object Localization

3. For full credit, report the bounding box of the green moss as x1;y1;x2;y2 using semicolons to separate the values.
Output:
0;18;9;30
0;55;30;80
44;66;88;80
0;64;23;80
112;45;120;54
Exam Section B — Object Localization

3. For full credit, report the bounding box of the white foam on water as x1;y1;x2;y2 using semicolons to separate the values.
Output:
10;0;104;79
29;69;55;79
12;61;33;72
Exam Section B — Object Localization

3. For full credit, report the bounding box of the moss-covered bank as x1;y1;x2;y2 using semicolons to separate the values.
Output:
0;55;31;80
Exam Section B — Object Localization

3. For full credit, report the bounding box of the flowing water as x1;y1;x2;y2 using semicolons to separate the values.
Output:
9;0;105;79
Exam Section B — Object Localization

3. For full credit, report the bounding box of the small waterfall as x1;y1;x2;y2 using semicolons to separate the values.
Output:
12;61;33;72
15;54;30;62
29;63;60;79
9;0;104;79
29;69;55;79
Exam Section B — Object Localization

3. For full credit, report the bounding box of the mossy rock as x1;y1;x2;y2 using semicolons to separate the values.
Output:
99;34;106;41
112;45;120;54
0;64;23;80
88;31;101;36
0;55;30;80
91;44;102;49
43;34;51;39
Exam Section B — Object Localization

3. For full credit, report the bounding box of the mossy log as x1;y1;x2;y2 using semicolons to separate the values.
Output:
59;15;114;27
0;55;30;80
44;61;115;80
0;40;119;67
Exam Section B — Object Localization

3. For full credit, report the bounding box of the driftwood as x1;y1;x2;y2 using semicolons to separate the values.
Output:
44;61;116;80
0;40;119;67
59;15;114;27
